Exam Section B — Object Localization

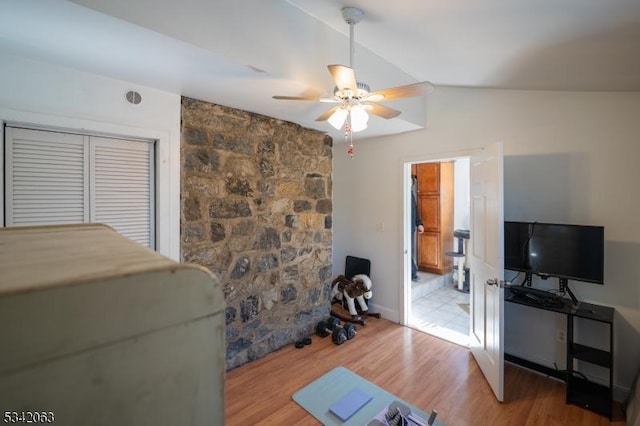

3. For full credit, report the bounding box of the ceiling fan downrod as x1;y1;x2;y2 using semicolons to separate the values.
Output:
342;7;363;69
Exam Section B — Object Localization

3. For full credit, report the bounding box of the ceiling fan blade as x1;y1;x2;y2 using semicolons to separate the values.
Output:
273;95;320;101
316;106;341;122
273;95;340;103
365;102;402;120
368;81;434;101
328;65;357;93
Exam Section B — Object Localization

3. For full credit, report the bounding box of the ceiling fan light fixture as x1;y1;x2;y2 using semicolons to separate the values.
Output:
328;107;348;130
350;105;369;132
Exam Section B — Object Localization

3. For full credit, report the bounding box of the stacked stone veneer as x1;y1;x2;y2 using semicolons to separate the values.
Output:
180;97;333;369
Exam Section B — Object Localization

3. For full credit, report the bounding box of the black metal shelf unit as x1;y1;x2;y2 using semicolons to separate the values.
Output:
566;301;614;419
505;293;614;420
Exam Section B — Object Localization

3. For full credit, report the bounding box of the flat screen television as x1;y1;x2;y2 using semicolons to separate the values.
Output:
504;221;604;284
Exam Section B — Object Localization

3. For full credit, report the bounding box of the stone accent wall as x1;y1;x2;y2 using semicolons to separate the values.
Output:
180;97;333;369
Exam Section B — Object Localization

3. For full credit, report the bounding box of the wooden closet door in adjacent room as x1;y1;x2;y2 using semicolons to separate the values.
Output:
416;161;454;275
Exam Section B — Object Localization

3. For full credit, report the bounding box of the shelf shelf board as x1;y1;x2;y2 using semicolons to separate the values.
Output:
567;375;612;419
571;302;614;323
569;343;611;368
505;353;566;382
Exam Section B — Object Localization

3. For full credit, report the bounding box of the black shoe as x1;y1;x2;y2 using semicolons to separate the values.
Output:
294;337;312;348
412;275;419;281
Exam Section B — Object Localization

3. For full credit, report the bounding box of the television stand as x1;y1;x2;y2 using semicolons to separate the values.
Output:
559;278;580;309
505;290;614;419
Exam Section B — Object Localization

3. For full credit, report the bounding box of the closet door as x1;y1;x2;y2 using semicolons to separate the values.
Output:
5;127;155;248
91;137;155;247
5;127;89;226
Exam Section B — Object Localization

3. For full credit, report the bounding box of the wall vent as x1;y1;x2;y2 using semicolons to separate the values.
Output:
125;90;142;105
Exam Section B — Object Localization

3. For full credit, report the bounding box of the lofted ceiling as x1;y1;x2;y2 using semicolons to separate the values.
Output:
1;0;640;140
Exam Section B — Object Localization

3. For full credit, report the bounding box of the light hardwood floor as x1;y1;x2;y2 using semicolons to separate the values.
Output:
225;318;625;425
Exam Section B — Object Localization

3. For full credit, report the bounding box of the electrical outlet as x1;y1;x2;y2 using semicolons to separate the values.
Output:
556;329;566;343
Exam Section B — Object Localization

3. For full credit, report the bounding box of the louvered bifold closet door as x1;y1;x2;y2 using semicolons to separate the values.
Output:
5;127;90;226
5;127;155;249
90;136;154;248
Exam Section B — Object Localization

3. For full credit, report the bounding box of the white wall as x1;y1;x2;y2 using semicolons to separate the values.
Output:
332;86;640;397
0;53;181;260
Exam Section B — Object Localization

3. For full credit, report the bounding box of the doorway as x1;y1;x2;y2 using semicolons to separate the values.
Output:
406;157;471;347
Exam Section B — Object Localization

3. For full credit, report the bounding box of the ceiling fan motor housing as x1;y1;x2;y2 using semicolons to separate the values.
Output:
334;81;370;100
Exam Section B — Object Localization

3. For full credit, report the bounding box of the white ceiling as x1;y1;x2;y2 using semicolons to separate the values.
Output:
1;0;640;140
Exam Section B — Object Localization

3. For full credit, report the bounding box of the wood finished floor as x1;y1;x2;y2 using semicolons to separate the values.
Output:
225;318;625;425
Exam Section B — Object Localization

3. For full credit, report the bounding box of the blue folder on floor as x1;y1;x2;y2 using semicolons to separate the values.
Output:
329;387;373;421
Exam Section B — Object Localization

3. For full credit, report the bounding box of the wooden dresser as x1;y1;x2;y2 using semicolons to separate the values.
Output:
0;224;224;426
415;162;454;275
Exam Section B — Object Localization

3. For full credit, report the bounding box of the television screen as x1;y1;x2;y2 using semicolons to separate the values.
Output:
504;221;604;284
504;222;532;273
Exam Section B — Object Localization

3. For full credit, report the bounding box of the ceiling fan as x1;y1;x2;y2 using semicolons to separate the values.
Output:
273;7;433;133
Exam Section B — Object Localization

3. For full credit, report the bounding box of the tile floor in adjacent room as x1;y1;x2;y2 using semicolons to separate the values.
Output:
409;272;470;347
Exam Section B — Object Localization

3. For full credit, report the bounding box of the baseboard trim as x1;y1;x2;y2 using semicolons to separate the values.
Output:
368;303;398;323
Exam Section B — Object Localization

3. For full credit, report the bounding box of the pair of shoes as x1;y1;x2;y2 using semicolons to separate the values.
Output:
294;337;312;349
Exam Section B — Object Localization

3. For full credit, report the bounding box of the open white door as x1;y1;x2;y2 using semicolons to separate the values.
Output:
469;142;505;401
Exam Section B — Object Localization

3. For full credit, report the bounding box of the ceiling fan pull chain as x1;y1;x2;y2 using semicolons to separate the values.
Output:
345;121;355;159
